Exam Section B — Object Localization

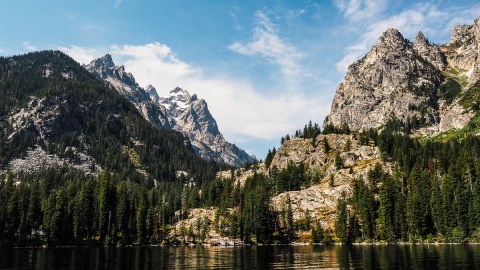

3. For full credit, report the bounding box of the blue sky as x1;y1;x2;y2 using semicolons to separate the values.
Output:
0;0;479;159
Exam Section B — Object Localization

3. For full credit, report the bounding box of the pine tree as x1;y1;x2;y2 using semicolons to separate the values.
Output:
335;192;349;243
335;152;343;170
98;171;115;245
286;195;294;242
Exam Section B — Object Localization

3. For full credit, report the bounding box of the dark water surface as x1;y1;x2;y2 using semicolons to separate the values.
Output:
1;244;479;269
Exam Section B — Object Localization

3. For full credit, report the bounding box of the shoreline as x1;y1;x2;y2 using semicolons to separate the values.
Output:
3;242;480;249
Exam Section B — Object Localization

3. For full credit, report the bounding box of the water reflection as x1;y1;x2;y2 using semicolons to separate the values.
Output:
0;244;479;269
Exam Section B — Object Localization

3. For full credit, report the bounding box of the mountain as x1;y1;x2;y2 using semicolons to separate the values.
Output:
324;18;480;136
85;55;255;166
84;54;170;128
163;17;480;245
158;87;255;166
0;51;218;182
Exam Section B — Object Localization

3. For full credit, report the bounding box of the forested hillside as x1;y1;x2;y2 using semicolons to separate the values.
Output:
0;51;221;246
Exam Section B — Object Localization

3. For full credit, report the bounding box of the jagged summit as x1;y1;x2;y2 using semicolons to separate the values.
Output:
325;17;480;134
90;53;115;69
381;28;406;42
146;84;160;103
158;87;255;166
375;28;408;51
415;31;428;45
85;54;170;128
414;31;446;70
0;51;215;180
86;55;255;166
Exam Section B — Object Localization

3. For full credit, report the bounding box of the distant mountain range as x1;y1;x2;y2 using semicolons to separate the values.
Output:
85;54;255;166
0;51;219;181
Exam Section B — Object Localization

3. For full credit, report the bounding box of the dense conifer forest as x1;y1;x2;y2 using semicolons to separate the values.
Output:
2;52;480;246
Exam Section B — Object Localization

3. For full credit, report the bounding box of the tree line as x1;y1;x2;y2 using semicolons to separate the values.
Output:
334;122;480;243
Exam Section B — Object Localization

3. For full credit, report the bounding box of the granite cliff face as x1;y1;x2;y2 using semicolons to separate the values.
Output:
86;55;255;166
159;87;256;166
215;134;389;231
325;18;480;134
443;19;480;82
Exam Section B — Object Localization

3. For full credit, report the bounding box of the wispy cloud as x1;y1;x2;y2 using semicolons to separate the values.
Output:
60;42;325;143
335;0;387;22
22;42;37;51
115;0;122;8
228;11;304;80
230;6;242;30
81;24;97;31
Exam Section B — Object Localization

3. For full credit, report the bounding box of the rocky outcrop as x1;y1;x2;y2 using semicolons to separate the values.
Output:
216;134;390;230
168;208;243;245
2;96;101;174
4;145;101;175
325;18;480;134
216;163;268;187
442;18;480;82
86;55;255;166
269;134;390;229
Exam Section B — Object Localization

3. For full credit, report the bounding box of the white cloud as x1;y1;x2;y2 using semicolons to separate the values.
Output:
58;46;104;65
111;42;200;90
228;11;304;80
60;42;326;143
22;42;37;51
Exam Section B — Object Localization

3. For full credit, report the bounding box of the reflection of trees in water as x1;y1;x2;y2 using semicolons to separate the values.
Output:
1;245;480;269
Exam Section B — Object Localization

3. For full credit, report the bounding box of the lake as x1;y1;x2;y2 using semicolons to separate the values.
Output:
1;244;479;269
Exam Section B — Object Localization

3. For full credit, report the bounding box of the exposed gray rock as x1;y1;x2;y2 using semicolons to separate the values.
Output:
443;20;479;80
325;28;442;131
2;96;101;175
85;54;170;128
3;145;101;175
413;31;446;70
160;87;255;166
325;18;480;133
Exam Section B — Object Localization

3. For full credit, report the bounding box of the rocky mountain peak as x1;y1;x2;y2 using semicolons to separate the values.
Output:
413;31;446;70
85;55;171;129
376;28;408;50
158;87;255;166
146;84;160;103
325;18;480;134
170;87;192;103
363;28;409;63
444;17;479;81
90;54;115;69
450;24;475;48
415;31;428;45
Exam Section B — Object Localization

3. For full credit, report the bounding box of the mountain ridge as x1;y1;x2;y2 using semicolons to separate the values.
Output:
85;55;255;166
0;50;218;182
324;17;480;136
